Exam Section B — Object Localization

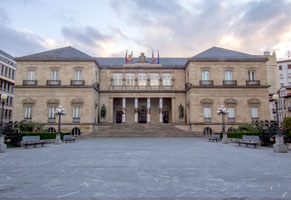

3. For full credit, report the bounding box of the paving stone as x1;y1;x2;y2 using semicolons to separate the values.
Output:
0;138;290;199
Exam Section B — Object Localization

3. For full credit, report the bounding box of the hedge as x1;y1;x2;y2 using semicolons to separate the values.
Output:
227;131;260;139
20;132;71;140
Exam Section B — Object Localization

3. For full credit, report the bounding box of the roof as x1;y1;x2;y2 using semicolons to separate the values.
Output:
0;49;15;61
96;57;188;68
277;59;291;64
15;46;95;61
190;47;267;61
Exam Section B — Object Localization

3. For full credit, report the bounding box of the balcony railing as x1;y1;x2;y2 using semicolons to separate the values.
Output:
47;80;61;86
23;80;37;86
204;117;211;123
223;80;237;86
272;108;277;113
246;80;260;86
73;118;80;123
48;118;56;123
200;80;213;86
251;117;259;122
228;118;235;123
71;80;85;86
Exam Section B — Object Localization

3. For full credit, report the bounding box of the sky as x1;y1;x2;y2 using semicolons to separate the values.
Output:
0;0;291;60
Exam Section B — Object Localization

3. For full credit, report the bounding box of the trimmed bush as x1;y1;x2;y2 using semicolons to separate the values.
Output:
20;132;56;140
227;131;260;139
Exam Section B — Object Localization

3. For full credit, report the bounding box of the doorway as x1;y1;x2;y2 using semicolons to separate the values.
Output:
116;111;123;123
138;106;147;123
163;111;169;123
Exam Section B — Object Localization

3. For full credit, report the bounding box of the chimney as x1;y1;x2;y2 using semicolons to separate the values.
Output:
272;50;276;56
264;51;270;56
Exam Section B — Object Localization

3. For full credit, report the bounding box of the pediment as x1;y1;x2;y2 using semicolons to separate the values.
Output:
200;98;214;105
247;98;261;105
71;98;84;105
47;98;60;105
22;98;36;105
224;98;238;105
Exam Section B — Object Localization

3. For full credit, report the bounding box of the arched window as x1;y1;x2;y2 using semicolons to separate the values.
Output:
204;127;212;136
48;127;56;133
72;127;81;136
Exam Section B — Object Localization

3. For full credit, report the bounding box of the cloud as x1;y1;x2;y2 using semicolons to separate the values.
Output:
109;0;291;58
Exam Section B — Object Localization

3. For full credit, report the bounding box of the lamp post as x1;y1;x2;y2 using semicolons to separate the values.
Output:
55;105;67;144
0;94;8;153
217;105;229;144
272;94;288;153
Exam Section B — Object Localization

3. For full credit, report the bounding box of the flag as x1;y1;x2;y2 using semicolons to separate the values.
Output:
157;50;160;64
152;50;155;64
125;50;128;64
128;51;133;62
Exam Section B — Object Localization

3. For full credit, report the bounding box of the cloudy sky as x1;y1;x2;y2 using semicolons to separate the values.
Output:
0;0;291;60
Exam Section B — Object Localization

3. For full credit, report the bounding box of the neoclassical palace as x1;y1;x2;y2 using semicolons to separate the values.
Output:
13;46;270;135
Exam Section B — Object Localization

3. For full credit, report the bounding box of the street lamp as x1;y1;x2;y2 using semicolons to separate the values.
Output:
217;105;229;144
55;105;67;144
272;94;288;153
0;94;8;153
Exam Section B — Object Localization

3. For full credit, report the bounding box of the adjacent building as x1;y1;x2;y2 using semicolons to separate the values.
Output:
0;50;16;123
13;46;270;135
277;59;291;87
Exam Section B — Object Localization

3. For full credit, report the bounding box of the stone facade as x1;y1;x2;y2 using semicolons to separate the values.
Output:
13;46;270;135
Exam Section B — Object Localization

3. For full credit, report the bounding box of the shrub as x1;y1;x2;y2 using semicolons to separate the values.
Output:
20;132;56;140
19;121;45;132
227;131;260;139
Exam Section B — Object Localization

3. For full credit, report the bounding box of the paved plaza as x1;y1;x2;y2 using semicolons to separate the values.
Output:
0;138;291;200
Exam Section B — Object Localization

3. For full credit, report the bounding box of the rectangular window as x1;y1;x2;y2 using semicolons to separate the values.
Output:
250;107;258;118
113;73;123;86
48;106;56;119
51;70;58;80
227;107;235;118
203;107;211;118
202;71;209;80
24;106;32;119
288;65;291;69
280;74;283;79
279;65;282;70
12;70;15;79
225;70;232;80
73;106;80;118
138;73;147;86
248;71;255;81
74;70;82;80
125;73;135;86
150;73;159;86
27;70;35;80
8;68;11;78
162;73;172;86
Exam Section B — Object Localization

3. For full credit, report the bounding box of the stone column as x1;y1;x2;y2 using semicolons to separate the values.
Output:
159;98;163;123
108;98;113;123
134;98;138;122
147;98;151;123
171;98;176;123
122;98;126;123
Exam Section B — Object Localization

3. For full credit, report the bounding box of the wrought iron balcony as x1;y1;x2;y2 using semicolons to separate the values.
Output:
204;117;212;123
200;80;213;86
272;108;277;113
23;80;37;86
71;80;85;86
228;117;235;123
223;80;237;86
47;80;61;86
48;118;56;123
73;118;80;123
251;117;259;122
246;80;260;86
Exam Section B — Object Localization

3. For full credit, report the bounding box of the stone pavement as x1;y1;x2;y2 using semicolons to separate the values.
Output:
0;138;290;200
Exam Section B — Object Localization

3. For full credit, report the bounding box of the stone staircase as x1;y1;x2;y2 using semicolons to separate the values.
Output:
83;123;201;138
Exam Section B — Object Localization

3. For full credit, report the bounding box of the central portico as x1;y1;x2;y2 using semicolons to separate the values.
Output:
112;97;172;124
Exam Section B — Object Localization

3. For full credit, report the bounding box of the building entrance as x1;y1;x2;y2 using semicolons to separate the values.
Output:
138;106;147;123
163;111;169;123
116;111;122;123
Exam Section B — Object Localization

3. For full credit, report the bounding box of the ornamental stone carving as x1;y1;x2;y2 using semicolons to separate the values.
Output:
71;98;84;106
47;98;60;105
247;98;261;105
224;98;238;105
200;98;214;105
22;98;36;105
